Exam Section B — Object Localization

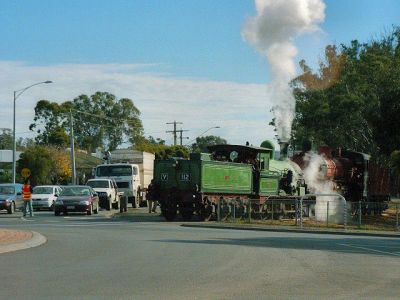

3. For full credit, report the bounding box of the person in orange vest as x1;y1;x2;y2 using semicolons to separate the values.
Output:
22;179;34;217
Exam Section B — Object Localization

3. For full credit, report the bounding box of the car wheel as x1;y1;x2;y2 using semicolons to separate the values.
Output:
7;202;15;214
87;204;93;215
106;197;111;211
112;201;119;210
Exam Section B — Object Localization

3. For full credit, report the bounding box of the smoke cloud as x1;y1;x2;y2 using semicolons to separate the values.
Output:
242;0;326;141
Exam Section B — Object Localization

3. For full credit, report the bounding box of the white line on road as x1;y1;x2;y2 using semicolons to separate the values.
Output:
338;243;400;257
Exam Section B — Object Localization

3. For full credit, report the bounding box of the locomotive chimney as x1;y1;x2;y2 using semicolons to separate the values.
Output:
278;139;289;160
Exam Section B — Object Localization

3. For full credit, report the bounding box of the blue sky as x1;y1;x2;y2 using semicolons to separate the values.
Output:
0;0;399;147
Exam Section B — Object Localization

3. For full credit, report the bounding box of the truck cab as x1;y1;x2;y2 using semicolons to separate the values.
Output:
94;163;143;208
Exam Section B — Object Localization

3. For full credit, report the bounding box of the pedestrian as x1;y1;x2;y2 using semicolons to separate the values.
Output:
22;179;34;217
147;180;158;213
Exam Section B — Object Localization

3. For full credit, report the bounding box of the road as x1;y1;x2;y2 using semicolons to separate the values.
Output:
0;208;400;299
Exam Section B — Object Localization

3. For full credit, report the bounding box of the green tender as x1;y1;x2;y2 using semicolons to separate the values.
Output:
155;159;252;194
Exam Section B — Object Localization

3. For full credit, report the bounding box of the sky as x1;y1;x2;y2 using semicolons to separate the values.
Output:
0;0;399;149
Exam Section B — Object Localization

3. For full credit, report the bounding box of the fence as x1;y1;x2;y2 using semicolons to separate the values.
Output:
215;195;400;232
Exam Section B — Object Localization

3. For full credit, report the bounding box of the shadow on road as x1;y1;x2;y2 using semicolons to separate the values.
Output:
154;236;400;257
113;208;205;223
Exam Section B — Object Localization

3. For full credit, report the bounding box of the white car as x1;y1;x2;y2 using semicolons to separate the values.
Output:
32;185;62;211
86;178;119;210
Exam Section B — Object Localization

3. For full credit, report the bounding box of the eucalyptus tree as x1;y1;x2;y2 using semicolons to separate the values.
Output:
30;91;144;152
291;27;400;162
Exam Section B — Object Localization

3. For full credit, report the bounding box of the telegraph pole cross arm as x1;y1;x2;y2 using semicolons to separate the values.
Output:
177;129;189;145
166;121;183;146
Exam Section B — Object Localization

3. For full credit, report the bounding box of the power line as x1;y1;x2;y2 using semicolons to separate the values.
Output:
70;109;141;126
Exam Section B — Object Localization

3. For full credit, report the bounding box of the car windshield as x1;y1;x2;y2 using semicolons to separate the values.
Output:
96;165;135;176
87;180;109;188
60;187;91;196
0;186;15;195
33;187;54;194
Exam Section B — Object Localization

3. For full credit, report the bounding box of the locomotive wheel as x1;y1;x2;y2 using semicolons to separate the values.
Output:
164;209;177;221
180;203;194;220
181;210;193;220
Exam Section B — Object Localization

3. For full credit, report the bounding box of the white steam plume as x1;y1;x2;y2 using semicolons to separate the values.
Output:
242;0;325;141
302;152;334;196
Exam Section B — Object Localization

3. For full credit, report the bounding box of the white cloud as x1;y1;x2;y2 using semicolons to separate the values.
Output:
0;61;279;149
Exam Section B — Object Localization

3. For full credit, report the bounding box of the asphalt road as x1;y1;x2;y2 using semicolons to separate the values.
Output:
0;208;400;299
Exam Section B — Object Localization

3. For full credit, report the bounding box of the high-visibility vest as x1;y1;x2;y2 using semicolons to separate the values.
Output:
23;185;32;201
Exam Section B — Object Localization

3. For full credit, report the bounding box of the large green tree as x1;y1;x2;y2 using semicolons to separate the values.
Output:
292;27;400;162
17;145;72;186
30;92;144;152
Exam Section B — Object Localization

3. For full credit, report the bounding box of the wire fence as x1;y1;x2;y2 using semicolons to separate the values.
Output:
215;195;400;232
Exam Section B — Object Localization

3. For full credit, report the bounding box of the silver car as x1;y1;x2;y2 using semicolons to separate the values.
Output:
0;183;24;214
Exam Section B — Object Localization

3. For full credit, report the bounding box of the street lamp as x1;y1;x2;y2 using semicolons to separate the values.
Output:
185;126;220;145
12;81;53;183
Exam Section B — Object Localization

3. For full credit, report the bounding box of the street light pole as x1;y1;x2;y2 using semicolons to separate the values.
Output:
12;81;53;184
185;126;220;145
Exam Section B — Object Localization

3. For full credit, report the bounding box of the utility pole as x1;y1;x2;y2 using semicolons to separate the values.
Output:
166;121;182;146
177;129;189;145
70;110;76;185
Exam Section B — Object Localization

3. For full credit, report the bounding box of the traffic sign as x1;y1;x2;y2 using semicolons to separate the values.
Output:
21;168;31;178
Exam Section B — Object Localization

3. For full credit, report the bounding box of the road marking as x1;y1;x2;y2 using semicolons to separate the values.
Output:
338;243;400;257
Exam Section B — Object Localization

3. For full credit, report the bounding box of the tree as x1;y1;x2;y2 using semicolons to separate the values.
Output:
0;128;12;149
17;145;72;185
146;136;165;145
30;92;144;152
29;100;69;146
136;142;190;160
191;135;227;153
48;148;72;184
16;137;36;151
292;27;400;162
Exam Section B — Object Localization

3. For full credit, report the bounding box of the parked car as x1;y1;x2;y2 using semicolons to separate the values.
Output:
0;183;24;214
86;178;119;210
32;185;62;211
54;185;99;216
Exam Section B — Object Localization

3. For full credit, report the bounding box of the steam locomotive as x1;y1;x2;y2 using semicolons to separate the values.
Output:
292;145;390;214
153;141;390;221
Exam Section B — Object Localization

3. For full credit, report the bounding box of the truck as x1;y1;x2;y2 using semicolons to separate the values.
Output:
94;150;155;208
